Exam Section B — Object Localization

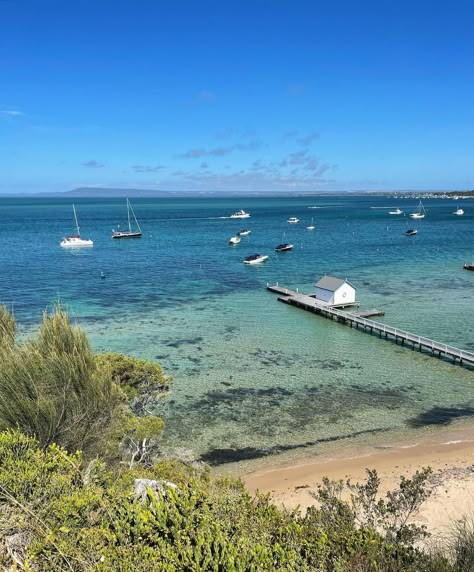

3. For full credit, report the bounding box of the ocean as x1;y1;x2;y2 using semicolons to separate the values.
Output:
1;195;473;472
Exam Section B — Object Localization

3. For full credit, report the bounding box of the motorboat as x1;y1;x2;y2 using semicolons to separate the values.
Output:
409;201;426;219
112;199;142;239
389;208;403;215
243;254;268;265
453;208;464;215
230;210;250;219
229;236;241;245
60;205;93;248
287;217;300;223
404;229;417;236
275;243;294;252
237;229;251;236
464;263;474;271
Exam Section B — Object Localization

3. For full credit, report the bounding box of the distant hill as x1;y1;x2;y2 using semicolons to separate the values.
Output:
59;187;181;198
23;187;344;198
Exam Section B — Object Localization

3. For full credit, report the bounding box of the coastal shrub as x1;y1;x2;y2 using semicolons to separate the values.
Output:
0;430;454;571
448;517;474;570
95;351;170;414
312;468;432;547
0;304;15;347
0;306;165;463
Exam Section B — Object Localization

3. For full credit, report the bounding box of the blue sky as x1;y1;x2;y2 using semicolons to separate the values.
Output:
1;0;473;194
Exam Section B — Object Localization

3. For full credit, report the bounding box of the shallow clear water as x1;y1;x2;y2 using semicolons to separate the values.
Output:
1;195;473;471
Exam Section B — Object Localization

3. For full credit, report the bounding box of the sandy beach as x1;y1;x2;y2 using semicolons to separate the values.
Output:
243;427;474;541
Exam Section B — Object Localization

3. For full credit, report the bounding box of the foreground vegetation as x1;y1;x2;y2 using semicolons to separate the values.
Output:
0;306;472;570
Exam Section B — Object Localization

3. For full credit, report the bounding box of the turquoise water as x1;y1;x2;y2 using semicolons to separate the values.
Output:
1;195;473;471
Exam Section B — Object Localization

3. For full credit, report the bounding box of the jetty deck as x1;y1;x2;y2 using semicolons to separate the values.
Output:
267;284;474;368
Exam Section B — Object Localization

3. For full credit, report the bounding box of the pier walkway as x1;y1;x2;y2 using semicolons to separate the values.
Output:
267;284;474;368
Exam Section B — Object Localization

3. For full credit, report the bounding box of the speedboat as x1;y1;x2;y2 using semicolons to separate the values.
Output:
404;229;417;236
275;243;294;252
243;254;268;265
453;208;464;216
287;217;300;223
229;236;241;245
230;210;250;219
389;208;403;215
237;229;251;236
60;205;93;248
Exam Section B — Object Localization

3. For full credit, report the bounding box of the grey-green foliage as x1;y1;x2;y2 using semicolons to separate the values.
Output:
449;518;474;571
0;430;452;572
313;468;433;548
0;304;15;347
0;304;122;454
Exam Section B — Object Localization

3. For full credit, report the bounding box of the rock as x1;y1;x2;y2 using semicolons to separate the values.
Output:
133;479;178;503
4;531;32;568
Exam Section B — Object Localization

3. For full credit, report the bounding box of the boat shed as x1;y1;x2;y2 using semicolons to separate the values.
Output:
314;276;357;307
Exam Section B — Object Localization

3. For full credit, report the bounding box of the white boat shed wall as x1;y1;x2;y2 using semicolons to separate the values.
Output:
314;276;356;306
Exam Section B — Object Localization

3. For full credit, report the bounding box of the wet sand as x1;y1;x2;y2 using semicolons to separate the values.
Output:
243;427;474;540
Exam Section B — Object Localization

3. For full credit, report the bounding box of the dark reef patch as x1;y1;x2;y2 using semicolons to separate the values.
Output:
163;336;204;348
407;405;474;427
200;427;391;465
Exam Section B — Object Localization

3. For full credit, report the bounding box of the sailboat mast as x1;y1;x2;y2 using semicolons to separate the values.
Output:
129;201;142;233
126;199;132;233
73;204;80;235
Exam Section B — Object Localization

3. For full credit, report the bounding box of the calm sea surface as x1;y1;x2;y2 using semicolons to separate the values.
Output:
1;195;473;472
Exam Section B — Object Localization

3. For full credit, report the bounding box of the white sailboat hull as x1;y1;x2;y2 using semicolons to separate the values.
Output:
409;213;425;219
60;237;93;248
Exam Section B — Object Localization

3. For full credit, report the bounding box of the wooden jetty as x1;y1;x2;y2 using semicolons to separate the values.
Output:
267;284;474;368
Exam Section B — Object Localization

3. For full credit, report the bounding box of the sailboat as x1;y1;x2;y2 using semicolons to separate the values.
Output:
409;200;426;219
60;205;93;248
112;199;142;239
306;218;315;230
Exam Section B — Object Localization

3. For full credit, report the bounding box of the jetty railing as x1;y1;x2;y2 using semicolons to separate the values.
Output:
267;284;474;368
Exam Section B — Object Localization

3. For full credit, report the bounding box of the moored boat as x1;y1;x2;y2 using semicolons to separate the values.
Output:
409;201;426;219
243;253;268;264
287;217;300;223
275;243;294;252
229;236;241;245
453;208;464;215
464;263;474;271
112;199;142;239
404;229;417;236
60;205;93;248
237;229;251;236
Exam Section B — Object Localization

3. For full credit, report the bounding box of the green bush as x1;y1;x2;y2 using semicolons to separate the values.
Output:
0;430;454;571
95;351;170;414
0;305;166;464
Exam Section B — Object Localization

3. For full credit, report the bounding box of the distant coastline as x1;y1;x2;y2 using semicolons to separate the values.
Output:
2;186;474;199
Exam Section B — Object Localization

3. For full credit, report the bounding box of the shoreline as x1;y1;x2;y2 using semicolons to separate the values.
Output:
242;426;474;540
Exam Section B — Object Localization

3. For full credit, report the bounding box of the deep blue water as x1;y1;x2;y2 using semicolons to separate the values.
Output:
1;195;473;471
